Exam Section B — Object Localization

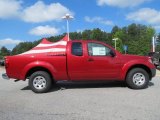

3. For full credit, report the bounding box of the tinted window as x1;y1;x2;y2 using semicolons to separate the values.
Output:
71;42;83;56
88;43;111;56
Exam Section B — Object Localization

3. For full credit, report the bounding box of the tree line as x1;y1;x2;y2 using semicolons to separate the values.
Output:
1;23;160;59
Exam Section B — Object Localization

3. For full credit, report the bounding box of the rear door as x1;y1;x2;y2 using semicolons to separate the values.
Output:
67;41;88;80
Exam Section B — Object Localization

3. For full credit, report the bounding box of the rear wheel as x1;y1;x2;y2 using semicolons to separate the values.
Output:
29;71;52;93
126;68;149;89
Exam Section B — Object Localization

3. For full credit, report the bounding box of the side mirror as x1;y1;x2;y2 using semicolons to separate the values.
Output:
110;50;116;57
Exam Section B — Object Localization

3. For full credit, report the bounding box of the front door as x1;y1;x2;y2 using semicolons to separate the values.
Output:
84;42;121;80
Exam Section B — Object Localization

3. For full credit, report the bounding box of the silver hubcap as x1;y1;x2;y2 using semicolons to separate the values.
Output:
33;76;46;90
133;73;145;86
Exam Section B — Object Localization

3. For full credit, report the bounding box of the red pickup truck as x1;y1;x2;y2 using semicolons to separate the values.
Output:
2;36;156;93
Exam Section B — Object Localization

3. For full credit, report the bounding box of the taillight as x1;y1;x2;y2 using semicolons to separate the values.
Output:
5;57;9;68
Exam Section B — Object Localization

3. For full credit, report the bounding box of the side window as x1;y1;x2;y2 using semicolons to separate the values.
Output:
88;43;111;56
71;42;83;56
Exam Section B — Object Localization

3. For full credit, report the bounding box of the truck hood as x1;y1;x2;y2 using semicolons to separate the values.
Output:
122;54;148;59
121;54;149;63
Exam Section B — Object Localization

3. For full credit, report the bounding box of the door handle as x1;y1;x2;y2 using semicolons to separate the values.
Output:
88;58;94;62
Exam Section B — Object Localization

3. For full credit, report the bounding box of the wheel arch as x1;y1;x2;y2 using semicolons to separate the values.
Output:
25;66;54;81
125;64;152;80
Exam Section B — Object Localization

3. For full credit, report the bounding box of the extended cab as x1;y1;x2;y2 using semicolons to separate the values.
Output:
2;39;156;93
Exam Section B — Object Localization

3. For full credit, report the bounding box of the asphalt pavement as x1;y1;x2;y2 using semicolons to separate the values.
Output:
0;67;160;120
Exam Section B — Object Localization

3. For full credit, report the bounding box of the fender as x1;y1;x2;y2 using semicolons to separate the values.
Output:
20;61;57;80
120;59;151;80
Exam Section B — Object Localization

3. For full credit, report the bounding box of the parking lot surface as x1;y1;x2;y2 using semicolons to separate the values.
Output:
0;67;160;120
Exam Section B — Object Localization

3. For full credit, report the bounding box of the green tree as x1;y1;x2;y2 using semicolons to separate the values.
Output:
70;32;82;40
128;23;138;38
112;30;124;53
11;42;33;55
155;33;160;51
82;30;92;40
111;26;121;35
0;48;2;59
0;46;10;58
91;28;103;40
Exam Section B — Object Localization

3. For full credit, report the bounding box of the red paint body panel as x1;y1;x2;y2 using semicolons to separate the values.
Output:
5;54;68;80
4;40;156;82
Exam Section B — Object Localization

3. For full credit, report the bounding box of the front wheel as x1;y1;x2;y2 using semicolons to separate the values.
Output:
126;68;149;89
29;71;52;93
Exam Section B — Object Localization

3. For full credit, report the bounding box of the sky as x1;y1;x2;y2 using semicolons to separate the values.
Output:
0;0;160;50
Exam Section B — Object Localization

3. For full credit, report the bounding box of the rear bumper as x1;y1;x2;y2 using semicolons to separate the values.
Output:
151;68;156;77
2;73;9;80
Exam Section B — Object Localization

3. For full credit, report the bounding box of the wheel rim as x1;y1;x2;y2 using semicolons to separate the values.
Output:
133;73;145;86
33;76;46;90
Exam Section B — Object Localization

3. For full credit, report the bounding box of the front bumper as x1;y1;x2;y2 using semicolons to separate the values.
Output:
151;68;156;77
2;73;9;80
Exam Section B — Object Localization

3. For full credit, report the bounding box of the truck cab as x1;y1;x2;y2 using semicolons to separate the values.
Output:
67;40;121;81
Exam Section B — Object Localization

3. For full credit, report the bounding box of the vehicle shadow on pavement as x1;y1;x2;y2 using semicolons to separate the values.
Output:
21;86;30;90
21;81;127;92
21;81;154;92
57;81;126;88
21;85;61;92
49;81;127;92
148;81;154;87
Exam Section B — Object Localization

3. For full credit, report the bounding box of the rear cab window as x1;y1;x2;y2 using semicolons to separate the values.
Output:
71;42;83;56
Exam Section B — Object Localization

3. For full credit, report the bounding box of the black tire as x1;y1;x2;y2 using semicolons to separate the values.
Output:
29;71;52;93
126;68;149;89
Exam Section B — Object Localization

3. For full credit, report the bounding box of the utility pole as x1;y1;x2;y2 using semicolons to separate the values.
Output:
112;38;118;50
152;36;158;52
152;37;155;52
